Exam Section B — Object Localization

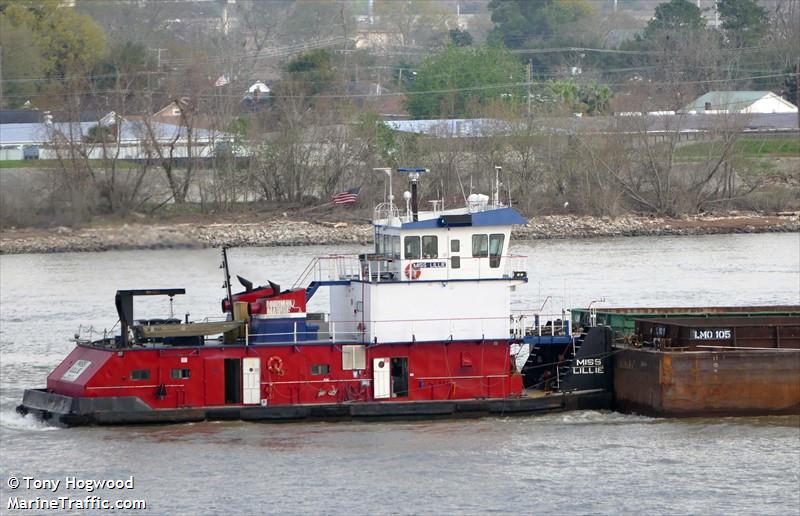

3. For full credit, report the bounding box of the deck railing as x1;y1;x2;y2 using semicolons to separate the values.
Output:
292;255;362;288
510;310;571;339
89;312;552;349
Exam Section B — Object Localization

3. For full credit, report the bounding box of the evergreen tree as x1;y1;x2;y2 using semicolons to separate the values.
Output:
0;14;45;107
405;45;525;118
487;0;593;48
717;0;768;48
643;0;706;39
285;49;336;96
449;28;473;47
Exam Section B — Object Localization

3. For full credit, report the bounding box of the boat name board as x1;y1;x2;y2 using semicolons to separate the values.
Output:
266;299;298;315
572;358;604;375
61;360;92;382
410;261;447;269
690;329;732;340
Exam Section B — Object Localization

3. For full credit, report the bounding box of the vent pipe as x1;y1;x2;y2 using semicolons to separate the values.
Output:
410;173;420;221
398;168;428;222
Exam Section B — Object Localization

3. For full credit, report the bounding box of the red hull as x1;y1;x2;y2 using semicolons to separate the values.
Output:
47;340;523;410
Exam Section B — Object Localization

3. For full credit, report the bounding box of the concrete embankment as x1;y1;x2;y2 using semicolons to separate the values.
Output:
1;213;797;255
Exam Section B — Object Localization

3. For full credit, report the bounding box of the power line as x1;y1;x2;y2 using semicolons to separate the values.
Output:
3;71;791;101
2;60;791;87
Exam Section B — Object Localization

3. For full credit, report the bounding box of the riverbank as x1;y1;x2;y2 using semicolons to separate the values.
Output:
1;212;797;255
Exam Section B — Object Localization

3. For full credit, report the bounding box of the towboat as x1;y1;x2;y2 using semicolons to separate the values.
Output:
17;167;613;426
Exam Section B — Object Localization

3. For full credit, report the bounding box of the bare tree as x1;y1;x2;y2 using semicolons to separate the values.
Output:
44;77;155;221
575;112;754;216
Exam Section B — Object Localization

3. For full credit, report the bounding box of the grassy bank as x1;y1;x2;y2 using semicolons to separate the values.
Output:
677;137;800;160
0;159;61;169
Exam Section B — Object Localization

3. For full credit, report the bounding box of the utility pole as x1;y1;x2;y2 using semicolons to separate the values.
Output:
150;48;166;71
526;59;532;115
147;48;166;92
156;48;165;70
0;45;4;109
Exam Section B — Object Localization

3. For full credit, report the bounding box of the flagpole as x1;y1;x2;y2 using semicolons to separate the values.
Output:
301;201;335;214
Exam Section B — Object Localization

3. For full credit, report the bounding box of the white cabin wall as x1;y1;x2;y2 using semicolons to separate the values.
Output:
365;281;512;342
329;284;360;340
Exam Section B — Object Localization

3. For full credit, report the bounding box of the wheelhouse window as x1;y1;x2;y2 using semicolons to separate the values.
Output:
404;236;420;259
472;234;488;257
170;368;191;379
311;364;331;375
489;234;505;268
421;235;438;258
131;369;150;381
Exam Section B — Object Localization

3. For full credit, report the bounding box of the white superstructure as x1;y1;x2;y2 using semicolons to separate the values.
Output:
314;167;529;344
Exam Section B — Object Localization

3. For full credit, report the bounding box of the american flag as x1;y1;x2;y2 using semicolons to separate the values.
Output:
331;187;360;205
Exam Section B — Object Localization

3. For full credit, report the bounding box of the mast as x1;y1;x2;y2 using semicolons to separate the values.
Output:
221;247;234;315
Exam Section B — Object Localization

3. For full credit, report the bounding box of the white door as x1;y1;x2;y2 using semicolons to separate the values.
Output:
242;357;261;404
373;358;391;399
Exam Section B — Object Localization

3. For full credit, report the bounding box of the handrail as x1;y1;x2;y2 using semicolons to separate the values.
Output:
292;255;362;288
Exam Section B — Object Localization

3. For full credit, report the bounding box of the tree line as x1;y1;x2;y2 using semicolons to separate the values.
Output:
0;0;797;227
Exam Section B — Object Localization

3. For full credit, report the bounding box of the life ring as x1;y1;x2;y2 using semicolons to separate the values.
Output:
404;263;421;280
267;356;284;376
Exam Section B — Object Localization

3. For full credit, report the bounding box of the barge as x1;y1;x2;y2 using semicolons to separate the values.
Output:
17;167;613;426
572;308;800;417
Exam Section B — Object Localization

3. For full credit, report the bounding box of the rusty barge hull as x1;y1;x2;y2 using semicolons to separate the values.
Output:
614;347;800;417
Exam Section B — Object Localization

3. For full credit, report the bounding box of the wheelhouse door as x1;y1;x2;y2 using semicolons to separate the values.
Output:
373;358;391;399
242;357;261;405
224;358;242;404
390;357;409;397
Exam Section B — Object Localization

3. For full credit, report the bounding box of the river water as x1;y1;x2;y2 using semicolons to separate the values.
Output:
1;233;798;515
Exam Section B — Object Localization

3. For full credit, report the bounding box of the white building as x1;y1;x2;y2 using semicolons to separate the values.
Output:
680;91;799;115
0;118;222;161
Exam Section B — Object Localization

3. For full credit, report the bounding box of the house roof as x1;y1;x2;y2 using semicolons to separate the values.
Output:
0;121;222;146
0;110;44;124
383;113;798;137
680;91;792;112
385;119;513;137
